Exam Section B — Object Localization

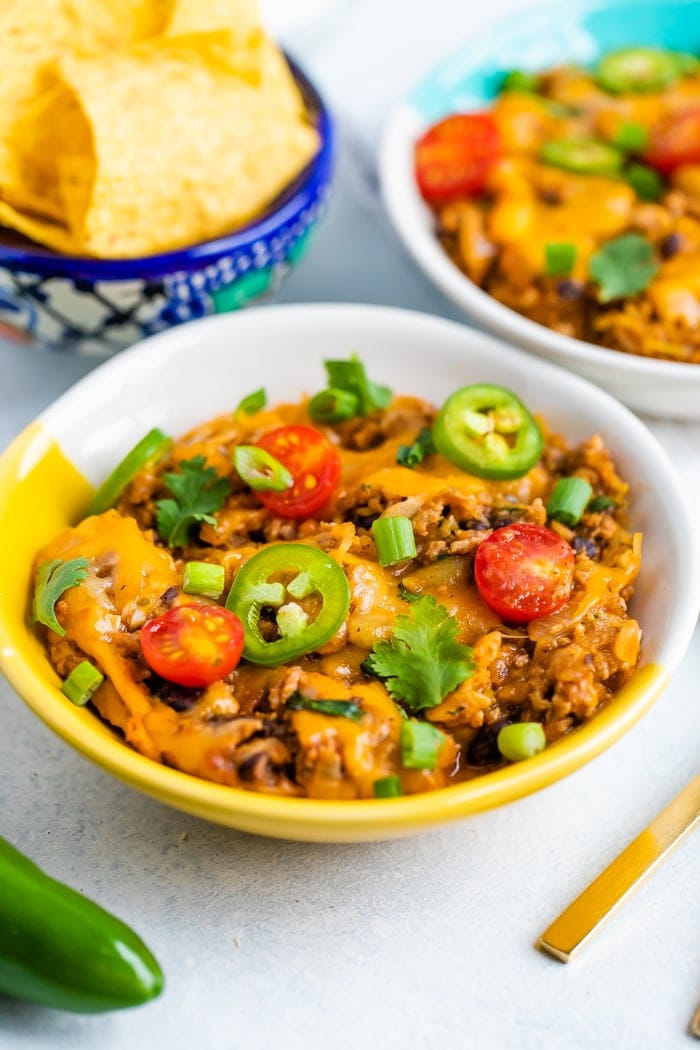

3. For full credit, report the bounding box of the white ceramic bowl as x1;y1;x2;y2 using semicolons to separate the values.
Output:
379;7;700;421
0;304;697;841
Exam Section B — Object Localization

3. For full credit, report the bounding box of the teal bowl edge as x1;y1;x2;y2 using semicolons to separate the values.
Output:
409;0;700;121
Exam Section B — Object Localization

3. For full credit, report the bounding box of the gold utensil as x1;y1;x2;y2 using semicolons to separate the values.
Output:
690;1004;700;1040
537;774;700;964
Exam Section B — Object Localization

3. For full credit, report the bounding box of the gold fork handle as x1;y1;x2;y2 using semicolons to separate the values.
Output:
691;1004;700;1040
538;774;700;963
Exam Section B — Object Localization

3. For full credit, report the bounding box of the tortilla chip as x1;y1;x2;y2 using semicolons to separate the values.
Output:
49;37;318;257
0;199;78;255
4;76;93;224
0;0;320;258
0;1;171;217
164;0;261;38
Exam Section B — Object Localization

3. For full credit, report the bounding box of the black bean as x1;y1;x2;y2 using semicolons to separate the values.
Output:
660;233;682;259
556;279;585;301
151;680;201;711
238;752;267;782
161;585;179;603
466;717;513;766
572;536;599;559
353;513;380;531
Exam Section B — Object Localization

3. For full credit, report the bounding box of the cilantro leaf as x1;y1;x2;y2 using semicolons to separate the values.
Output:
155;455;231;547
235;387;266;416
589;234;659;302
324;355;392;416
398;584;423;603
396;427;436;468
32;557;89;636
286;693;364;722
366;595;475;711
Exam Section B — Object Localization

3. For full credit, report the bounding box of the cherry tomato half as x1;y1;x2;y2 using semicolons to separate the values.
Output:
254;425;341;519
474;523;575;624
644;108;700;173
140;604;244;687
415;113;501;205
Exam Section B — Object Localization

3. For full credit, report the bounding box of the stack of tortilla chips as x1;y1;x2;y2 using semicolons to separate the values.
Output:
0;0;320;257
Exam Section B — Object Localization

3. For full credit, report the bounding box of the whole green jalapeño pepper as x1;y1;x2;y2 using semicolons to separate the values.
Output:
0;836;164;1013
226;543;350;667
432;383;544;480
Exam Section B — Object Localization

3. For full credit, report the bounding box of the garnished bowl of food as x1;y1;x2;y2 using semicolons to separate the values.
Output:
0;2;334;354
0;304;696;841
380;0;700;419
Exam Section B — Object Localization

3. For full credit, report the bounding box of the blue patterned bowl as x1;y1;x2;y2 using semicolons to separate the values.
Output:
0;58;335;355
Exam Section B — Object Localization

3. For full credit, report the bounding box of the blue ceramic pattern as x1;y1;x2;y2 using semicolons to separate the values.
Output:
409;0;700;120
0;59;335;354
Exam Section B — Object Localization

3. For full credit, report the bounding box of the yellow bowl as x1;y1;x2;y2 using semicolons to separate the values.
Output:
1;304;697;841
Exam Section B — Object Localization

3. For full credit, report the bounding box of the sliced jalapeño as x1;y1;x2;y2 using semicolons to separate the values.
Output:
432;383;543;481
226;543;350;666
596;47;683;95
86;428;172;516
540;138;623;176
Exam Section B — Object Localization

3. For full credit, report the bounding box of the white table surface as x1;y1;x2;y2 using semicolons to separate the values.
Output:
1;3;698;1048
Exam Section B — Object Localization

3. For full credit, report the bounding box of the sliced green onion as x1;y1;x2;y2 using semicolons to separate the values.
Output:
86;428;172;516
286;693;364;722
612;122;648;152
588;495;619;513
502;70;540;94
400;721;444;770
372;516;417;566
235;388;266;415
626;163;664;202
233;445;293;492
547;477;593;526
373;775;404;798
545;242;577;277
182;561;225;599
324;355;392;416
61;660;104;706
396;426;436;468
540;138;623;176
308;387;360;423
497;722;546;762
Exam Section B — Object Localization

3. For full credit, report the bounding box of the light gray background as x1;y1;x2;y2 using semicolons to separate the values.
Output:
1;2;698;1047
